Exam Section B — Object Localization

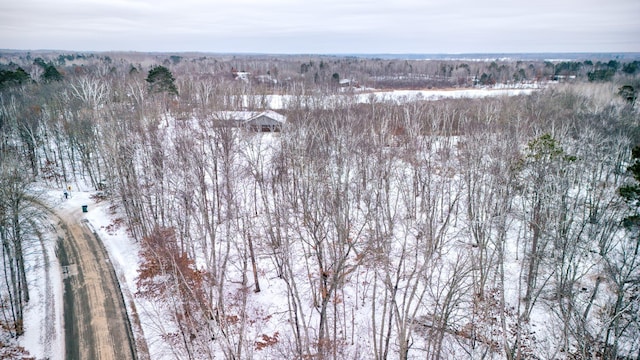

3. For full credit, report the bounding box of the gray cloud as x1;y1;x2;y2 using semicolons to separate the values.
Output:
1;0;638;53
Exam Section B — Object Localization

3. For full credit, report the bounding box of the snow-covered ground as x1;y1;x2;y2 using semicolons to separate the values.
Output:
20;86;540;359
18;82;625;360
241;85;540;109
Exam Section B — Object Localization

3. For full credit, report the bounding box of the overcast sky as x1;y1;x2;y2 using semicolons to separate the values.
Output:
1;0;639;54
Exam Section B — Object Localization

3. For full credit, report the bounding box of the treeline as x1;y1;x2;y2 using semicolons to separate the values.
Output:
0;52;639;359
2;51;640;92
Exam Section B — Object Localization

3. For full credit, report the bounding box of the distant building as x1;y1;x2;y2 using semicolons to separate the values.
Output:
212;110;286;132
231;67;250;82
339;78;360;88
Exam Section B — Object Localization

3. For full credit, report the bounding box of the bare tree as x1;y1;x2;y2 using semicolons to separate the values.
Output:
0;153;33;336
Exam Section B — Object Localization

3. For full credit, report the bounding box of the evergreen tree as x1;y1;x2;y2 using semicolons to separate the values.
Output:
146;65;178;95
40;63;63;82
0;67;30;88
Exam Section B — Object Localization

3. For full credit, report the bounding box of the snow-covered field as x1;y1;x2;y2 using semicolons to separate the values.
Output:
239;85;540;110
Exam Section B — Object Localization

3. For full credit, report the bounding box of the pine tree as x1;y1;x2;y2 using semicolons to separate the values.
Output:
146;65;178;96
0;67;30;88
41;63;63;82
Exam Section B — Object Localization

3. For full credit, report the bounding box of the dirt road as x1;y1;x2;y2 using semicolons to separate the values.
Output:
54;205;137;360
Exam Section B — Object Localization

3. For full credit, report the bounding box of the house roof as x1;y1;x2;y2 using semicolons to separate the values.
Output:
212;110;286;124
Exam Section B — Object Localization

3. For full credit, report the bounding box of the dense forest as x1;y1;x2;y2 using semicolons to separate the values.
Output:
1;51;639;359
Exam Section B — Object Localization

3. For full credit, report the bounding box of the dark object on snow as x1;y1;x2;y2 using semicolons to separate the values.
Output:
82;205;88;213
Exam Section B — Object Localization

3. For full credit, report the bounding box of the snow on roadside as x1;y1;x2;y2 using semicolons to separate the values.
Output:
19;193;64;360
77;191;168;359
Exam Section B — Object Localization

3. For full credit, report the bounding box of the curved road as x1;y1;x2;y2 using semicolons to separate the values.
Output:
51;204;138;360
